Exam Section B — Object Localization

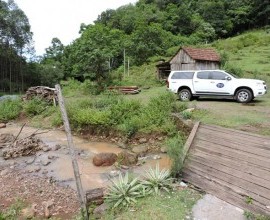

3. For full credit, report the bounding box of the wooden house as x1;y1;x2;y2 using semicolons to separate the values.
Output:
156;47;220;79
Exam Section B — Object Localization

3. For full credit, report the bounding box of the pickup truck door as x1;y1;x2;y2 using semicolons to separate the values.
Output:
193;71;212;93
194;71;232;94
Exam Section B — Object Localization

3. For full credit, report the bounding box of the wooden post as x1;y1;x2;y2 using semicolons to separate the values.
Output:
181;121;200;166
55;84;89;220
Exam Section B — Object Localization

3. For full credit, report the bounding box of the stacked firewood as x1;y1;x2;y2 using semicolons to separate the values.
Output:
108;86;140;94
23;86;57;104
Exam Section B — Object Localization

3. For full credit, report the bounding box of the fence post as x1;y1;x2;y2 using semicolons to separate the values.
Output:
55;84;89;220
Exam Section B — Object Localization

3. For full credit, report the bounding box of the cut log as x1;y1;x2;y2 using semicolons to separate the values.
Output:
85;188;104;205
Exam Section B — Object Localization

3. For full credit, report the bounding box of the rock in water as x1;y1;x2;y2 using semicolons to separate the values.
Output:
0;123;6;129
93;153;117;166
117;151;138;166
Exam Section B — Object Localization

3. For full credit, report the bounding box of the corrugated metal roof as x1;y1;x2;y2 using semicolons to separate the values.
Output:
183;47;220;62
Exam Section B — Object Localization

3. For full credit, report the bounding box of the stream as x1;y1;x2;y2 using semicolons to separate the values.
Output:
0;123;171;191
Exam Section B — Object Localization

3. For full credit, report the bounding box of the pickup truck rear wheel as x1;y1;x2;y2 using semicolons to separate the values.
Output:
235;89;252;103
179;89;192;101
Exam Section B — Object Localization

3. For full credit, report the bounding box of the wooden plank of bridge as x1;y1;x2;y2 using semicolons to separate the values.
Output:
182;123;270;216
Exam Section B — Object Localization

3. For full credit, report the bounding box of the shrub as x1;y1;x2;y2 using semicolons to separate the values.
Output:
137;92;177;133
142;165;174;195
105;173;143;208
23;97;49;116
165;134;185;176
0;98;22;122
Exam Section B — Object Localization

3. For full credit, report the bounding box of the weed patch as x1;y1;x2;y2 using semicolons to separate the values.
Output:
0;98;22;122
165;134;185;176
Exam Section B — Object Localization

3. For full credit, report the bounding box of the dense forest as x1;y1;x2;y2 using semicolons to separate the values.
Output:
0;0;269;91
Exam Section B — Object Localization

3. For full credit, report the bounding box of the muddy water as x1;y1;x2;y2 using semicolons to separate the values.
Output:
0;123;171;190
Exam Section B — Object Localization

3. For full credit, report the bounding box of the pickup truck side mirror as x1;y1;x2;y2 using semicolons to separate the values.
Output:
225;76;232;81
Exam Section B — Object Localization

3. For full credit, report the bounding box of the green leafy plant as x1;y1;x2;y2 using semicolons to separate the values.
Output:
105;173;143;208
0;199;24;220
165;134;185;176
245;196;253;204
181;110;192;120
23;97;49;116
0;98;22;122
142;165;174;195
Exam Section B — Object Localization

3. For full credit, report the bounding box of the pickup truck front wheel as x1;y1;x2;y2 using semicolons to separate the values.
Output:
235;89;252;103
179;89;192;101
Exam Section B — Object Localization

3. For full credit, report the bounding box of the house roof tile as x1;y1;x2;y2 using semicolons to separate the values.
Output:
183;47;220;62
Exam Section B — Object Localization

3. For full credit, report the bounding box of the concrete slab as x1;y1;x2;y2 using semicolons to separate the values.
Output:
192;194;247;220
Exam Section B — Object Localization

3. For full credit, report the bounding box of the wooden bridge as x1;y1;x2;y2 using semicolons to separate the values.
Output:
182;122;270;216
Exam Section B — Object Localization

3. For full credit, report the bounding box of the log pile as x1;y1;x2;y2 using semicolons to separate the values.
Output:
108;86;140;94
23;86;57;104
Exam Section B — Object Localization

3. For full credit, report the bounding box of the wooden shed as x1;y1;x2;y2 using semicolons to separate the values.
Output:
156;47;221;79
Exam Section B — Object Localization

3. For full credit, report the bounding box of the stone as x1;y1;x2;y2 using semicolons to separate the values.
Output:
117;151;138;166
152;155;161;160
48;155;56;160
138;138;147;144
85;188;104;205
157;137;163;141
43;200;54;218
93;153;117;167
160;147;167;153
42;146;50;152
117;142;127;149
41;159;51;166
52;144;61;151
28;166;41;173
26;157;36;165
0;169;9;176
0;123;6;129
21;204;36;219
109;170;121;177
149;139;155;144
93;203;108;217
132;145;148;154
180;181;188;187
121;165;129;170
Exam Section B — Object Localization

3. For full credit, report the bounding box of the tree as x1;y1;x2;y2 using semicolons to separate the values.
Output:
62;24;126;84
44;38;64;63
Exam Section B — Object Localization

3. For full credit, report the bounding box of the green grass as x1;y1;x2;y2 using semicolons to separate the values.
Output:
214;29;270;83
102;189;201;220
0;98;22;122
0;199;24;220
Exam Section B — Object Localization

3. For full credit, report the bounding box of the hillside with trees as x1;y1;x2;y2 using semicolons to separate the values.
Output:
0;0;270;91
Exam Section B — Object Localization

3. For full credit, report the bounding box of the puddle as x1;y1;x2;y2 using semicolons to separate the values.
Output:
0;123;172;190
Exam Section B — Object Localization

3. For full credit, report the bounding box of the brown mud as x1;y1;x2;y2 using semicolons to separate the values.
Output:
0;122;171;219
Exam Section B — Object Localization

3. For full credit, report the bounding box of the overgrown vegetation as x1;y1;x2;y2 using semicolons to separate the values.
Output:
51;89;183;138
105;167;174;209
103;188;201;220
142;165;174;195
244;211;270;220
105;173;143;208
0;199;24;220
165;134;186;176
0;98;22;122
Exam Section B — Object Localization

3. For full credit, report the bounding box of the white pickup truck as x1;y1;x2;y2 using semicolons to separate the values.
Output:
167;70;267;103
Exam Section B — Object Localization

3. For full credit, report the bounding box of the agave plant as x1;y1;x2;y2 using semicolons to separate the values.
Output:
105;173;143;208
142;165;174;195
